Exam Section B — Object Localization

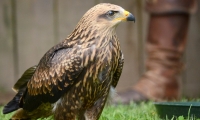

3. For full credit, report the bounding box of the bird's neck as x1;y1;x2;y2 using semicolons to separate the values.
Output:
65;25;118;48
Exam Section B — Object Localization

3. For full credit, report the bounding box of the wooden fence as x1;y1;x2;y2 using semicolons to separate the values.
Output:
0;0;200;98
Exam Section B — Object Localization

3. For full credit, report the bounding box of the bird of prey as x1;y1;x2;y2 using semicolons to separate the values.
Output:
3;3;135;120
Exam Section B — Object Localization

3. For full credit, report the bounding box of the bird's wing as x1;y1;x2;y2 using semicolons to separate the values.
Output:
12;65;37;93
112;51;124;88
22;46;84;111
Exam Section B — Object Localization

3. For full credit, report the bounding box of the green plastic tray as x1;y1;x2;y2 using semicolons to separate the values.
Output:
154;102;200;119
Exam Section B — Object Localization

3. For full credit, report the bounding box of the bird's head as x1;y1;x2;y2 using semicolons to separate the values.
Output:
69;3;135;39
82;3;135;29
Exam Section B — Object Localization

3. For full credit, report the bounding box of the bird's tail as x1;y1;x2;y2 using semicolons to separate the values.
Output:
3;66;37;115
3;90;24;114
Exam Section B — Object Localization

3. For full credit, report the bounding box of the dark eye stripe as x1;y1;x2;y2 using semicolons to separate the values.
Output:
107;11;114;16
106;10;118;16
98;10;119;20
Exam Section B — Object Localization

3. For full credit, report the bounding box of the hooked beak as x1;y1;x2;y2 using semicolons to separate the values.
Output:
124;10;135;22
113;10;136;23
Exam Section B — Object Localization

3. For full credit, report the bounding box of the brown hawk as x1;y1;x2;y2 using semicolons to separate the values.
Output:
3;3;135;120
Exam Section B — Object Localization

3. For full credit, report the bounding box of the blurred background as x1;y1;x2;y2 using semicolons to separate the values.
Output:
0;0;200;104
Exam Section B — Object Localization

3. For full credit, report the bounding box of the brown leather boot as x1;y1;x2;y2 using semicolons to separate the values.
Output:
134;13;188;101
115;0;197;103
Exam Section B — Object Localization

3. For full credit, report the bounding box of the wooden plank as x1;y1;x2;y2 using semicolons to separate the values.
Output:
57;0;95;42
0;0;15;92
16;0;55;79
1;0;199;97
183;0;200;98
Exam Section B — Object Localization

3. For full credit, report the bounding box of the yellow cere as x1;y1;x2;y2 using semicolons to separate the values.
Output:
114;10;130;21
124;10;130;17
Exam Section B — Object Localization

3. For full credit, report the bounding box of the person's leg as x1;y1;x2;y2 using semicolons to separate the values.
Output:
116;0;197;103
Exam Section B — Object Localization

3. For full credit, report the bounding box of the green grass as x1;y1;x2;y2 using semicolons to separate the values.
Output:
0;102;199;120
100;102;159;120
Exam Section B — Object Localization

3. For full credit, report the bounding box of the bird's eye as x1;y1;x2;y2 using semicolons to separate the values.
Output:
106;10;116;16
